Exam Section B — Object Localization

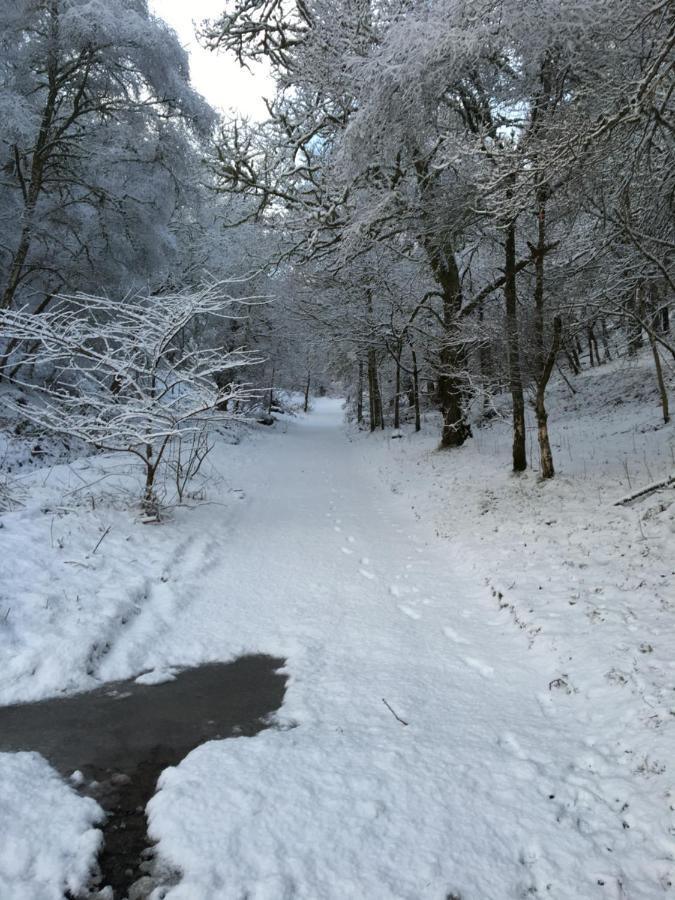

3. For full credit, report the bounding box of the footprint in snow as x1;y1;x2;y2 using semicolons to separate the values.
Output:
398;605;421;620
443;626;470;645
347;536;356;543
359;569;376;581
360;557;370;565
334;526;342;533
464;657;495;678
341;547;353;555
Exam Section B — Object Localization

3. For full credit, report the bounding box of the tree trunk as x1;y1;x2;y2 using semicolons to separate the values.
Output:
303;371;310;412
143;445;157;515
588;323;600;366
532;191;558;478
374;363;384;430
267;366;275;415
414;160;469;447
2;9;60;311
536;317;562;479
357;359;364;424
504;218;527;472
367;349;377;432
393;342;402;430
411;345;421;433
648;327;670;424
563;337;581;375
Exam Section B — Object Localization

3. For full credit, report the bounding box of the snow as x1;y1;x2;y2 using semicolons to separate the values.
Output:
0;353;673;898
0;752;102;900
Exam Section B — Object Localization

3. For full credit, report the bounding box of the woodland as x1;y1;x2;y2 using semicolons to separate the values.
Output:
0;0;672;503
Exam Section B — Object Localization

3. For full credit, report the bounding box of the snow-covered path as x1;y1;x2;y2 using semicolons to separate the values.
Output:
101;399;651;900
1;398;666;899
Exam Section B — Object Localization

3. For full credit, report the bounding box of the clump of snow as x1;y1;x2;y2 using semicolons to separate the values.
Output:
0;752;102;900
135;667;178;685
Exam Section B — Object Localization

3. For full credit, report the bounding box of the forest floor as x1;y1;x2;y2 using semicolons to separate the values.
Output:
0;351;674;900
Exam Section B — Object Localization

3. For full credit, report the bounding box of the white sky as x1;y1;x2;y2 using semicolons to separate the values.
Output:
150;0;273;119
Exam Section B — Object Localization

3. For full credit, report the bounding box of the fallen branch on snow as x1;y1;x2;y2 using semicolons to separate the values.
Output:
382;698;408;726
614;474;675;507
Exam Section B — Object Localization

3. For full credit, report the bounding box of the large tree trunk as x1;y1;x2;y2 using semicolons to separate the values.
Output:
532;192;560;478
437;260;471;449
414;158;470;447
368;349;384;431
504;218;527;472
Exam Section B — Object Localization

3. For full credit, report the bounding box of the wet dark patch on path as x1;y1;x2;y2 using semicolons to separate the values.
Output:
0;655;287;898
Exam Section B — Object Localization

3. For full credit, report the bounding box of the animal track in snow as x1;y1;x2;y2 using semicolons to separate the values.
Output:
347;536;356;543
398;605;421;620
464;657;495;678
359;569;376;581
443;626;470;645
360;557;370;565
341;547;353;555
334;526;342;533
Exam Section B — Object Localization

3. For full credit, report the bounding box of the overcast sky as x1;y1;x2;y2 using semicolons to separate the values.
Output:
150;0;273;119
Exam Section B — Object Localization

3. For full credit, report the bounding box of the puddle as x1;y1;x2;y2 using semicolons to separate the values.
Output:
0;655;287;898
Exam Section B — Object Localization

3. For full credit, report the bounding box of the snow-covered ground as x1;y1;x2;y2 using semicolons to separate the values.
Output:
0;353;673;899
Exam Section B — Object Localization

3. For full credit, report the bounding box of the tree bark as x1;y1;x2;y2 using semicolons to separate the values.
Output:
648;327;670;424
414;158;470;447
374;363;384;429
532;192;556;477
411;345;421;433
536;317;562;478
504;218;527;472
367;349;377;431
267;366;275;415
356;359;364;424
303;371;310;412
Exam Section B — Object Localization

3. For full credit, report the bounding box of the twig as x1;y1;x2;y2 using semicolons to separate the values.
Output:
382;698;408;726
91;525;111;555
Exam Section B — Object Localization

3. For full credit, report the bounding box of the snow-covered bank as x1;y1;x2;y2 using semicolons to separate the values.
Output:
0;368;673;898
0;753;102;900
